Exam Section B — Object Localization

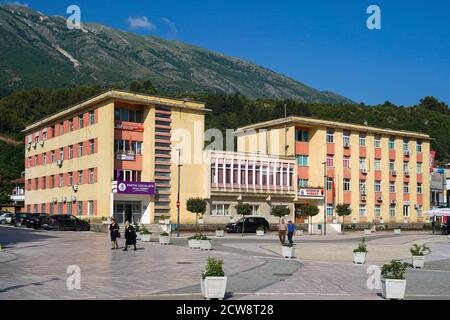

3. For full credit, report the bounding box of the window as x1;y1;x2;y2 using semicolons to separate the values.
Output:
343;132;350;146
359;180;366;193
298;179;309;188
326;177;333;190
296;130;308;142
60;122;64;135
67;203;72;215
403;182;409;194
50;203;54;215
50;126;55;137
326;204;334;217
326;129;334;143
417;183;422;194
389;160;395;172
89;169;95;184
403;205;410;217
51;151;55;163
359;158;367;170
403;138;409;152
69;145;74;159
374;135;381;148
374;159;381;171
326;155;334;167
42;177;46;190
88;201;94;216
69;119;73;132
42;203;46;213
375;205;381;217
59;174;64;188
343;156;350;168
343;179;351;191
211;204;230;216
296;155;308;166
417;206;423;217
417;163;422;174
89;111;95;125
78;171;83;185
51;175;55;188
34;178;38;190
43;153;47;165
416;140;422;153
249;205;260;215
389;137;395;150
78;143;84;157
34;204;38;213
78;115;84;128
77;201;83;216
404;162;410;175
59;148;64;161
375;180;381;192
389;182;395;193
115;108;144;123
58;202;63;214
389;205;396;217
359;205;366;217
68;172;73;186
359;133;366;147
89;140;95;154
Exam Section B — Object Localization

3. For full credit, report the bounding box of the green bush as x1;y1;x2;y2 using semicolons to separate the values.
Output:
201;257;225;279
140;225;151;235
381;260;408;280
353;238;368;253
160;232;170;236
410;244;429;256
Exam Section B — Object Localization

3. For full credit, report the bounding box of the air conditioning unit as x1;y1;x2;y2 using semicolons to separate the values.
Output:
414;204;420;209
344;142;350;148
361;168;368;174
404;171;410;177
71;196;77;202
57;159;63;167
73;184;78;192
404;151;410;157
52;197;58;203
32;142;37;149
391;171;397;176
62;196;67;203
377;196;383;202
390;200;397;205
361;195;367;201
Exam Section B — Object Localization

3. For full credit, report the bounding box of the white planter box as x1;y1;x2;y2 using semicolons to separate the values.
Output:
297;230;304;236
198;219;204;224
381;278;406;300
412;256;425;269
165;219;170;225
215;230;224;237
364;229;372;235
159;220;165;225
333;219;337;224
394;229;401;234
135;232;141;240
141;234;151;242
353;252;367;264
201;277;227;300
281;246;295;259
447;235;450;240
199;240;212;250
188;239;200;249
159;235;170;245
256;230;264;236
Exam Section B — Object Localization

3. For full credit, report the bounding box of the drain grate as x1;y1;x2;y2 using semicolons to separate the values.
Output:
176;262;193;264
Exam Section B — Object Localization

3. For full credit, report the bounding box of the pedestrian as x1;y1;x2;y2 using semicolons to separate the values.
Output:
123;220;137;251
431;217;436;235
287;220;295;245
278;218;287;244
109;218;120;250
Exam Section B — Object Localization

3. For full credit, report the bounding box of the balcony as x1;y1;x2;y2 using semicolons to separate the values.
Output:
10;194;25;202
116;152;136;161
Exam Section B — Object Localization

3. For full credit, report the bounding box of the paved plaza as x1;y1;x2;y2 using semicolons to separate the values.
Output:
1;225;450;300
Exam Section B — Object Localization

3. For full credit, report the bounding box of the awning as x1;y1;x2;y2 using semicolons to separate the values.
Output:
425;208;450;217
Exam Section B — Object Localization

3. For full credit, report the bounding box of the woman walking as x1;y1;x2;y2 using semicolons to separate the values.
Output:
123;220;137;251
109;218;120;250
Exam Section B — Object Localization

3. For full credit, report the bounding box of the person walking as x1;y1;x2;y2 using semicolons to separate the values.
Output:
278;218;287;244
431;217;436;235
109;218;120;250
287;220;296;245
123;220;137;251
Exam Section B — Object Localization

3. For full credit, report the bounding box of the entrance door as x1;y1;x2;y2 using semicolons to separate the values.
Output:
125;204;133;223
295;205;307;223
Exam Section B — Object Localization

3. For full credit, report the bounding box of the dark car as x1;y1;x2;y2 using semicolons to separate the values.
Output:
226;216;270;233
41;214;90;231
0;212;14;224
13;213;33;227
26;214;50;229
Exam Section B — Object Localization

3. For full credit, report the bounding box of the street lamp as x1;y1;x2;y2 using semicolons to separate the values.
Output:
176;148;182;237
322;161;327;236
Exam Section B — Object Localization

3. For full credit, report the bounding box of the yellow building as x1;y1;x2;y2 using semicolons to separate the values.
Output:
234;116;431;225
22;90;207;224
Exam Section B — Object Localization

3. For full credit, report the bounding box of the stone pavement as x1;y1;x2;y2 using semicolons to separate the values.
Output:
1;226;449;300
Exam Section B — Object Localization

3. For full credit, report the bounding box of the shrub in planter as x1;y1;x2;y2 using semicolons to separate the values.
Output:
199;234;212;250
281;242;295;259
133;222;142;240
215;228;225;237
188;233;201;249
140;225;152;242
159;215;170;224
410;244;429;269
256;225;265;236
159;232;171;245
201;257;227;300
353;238;368;264
381;260;408;300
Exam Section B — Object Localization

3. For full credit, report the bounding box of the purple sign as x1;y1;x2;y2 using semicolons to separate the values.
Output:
114;181;156;195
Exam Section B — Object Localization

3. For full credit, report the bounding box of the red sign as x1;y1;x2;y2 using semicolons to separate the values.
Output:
298;188;324;199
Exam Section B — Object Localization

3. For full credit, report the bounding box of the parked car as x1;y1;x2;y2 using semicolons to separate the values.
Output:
226;216;270;233
13;213;33;227
0;212;14;224
26;213;50;229
41;215;90;231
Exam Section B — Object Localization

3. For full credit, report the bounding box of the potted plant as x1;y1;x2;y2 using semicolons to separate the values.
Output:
297;229;304;236
303;205;319;235
159;232;170;245
336;203;352;235
234;203;253;236
394;227;401;234
256;225;265;236
281;242;295;259
353;238;368;264
410;244;429;269
215;228;225;238
140;225;152;242
201;257;227;300
187;197;207;233
381;260;408;300
199;234;212;250
198;215;204;224
188;233;201;249
159;215;170;225
133;222;142;240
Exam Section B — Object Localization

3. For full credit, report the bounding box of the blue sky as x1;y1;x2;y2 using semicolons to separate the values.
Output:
9;0;450;105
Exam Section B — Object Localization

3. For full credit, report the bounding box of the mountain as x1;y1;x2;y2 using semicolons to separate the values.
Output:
0;4;352;104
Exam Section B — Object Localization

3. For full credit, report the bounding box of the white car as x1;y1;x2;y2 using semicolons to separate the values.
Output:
0;212;14;224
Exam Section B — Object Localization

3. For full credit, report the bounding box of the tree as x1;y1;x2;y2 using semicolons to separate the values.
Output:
234;203;252;236
303;205;319;235
336;203;352;235
186;197;207;233
270;205;291;224
129;80;157;95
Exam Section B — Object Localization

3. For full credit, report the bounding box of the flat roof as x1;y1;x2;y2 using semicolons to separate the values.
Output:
235;116;431;140
22;90;209;134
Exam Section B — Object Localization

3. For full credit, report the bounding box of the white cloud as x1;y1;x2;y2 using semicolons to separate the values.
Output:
162;17;178;37
127;16;156;31
5;1;29;7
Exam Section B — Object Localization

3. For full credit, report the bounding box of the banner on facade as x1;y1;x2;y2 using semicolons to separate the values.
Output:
112;181;156;195
298;188;324;199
